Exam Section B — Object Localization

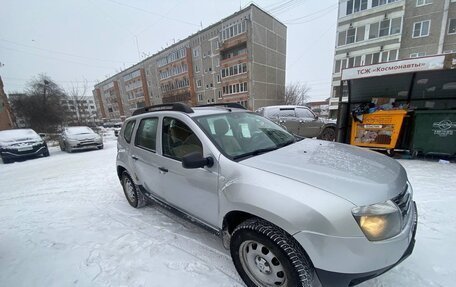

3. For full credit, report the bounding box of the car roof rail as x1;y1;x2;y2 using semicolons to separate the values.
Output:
197;103;247;110
132;103;194;116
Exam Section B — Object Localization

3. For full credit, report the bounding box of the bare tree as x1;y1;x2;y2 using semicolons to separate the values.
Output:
280;82;311;106
66;80;89;125
9;74;67;132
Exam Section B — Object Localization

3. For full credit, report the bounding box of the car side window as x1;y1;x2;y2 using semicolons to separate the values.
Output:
123;120;136;143
265;107;280;118
162;117;203;161
135;118;158;151
279;108;296;117
295;108;315;119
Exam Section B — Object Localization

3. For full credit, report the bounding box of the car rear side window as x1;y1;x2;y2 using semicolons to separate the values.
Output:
123;120;136;143
279;109;296;117
295;108;315;118
135;118;158;151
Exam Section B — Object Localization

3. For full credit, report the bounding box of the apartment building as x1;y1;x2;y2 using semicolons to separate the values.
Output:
93;4;286;121
330;0;456;118
0;77;15;131
61;96;98;126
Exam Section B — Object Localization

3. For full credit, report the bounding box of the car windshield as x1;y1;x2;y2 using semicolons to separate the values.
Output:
195;112;295;160
66;127;95;135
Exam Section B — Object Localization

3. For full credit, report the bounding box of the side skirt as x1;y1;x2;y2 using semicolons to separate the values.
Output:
138;185;221;237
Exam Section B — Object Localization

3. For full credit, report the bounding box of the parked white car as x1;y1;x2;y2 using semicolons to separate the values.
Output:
59;126;103;153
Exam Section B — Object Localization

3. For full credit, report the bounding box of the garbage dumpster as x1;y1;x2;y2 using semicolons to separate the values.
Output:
411;110;456;156
350;110;407;150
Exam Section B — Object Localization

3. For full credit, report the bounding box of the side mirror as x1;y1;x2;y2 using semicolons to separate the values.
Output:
39;133;46;138
182;152;214;169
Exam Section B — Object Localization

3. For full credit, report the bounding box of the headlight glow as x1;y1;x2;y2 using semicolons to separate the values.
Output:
352;200;402;241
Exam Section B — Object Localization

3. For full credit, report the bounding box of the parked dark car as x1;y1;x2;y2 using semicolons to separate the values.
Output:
256;105;336;141
0;129;50;163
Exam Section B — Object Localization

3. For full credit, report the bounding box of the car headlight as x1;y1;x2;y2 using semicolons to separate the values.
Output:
352;200;402;241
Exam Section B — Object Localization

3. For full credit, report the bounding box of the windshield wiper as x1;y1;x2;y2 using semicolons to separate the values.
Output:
233;146;279;160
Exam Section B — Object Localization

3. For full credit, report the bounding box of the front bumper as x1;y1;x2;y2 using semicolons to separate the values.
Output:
0;144;48;159
67;139;103;150
294;202;417;287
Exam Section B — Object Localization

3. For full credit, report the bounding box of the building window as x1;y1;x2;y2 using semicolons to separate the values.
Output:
372;0;399;8
220;20;247;41
193;47;200;58
220;63;248;78
413;20;431;38
218;90;222;99
410;52;426;58
195;65;200;73
346;27;356;44
197;80;202;87
222;82;248;95
416;0;432;6
356;26;365;42
448;19;456;35
369;17;402;40
198;94;203;102
390;17;402;34
379;20;390;37
346;0;368;15
334;60;342;73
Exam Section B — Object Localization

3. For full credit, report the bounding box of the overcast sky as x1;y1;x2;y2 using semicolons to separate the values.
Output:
0;0;338;101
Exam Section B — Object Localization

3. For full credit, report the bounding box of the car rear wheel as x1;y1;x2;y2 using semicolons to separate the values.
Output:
121;171;147;208
230;218;314;287
320;127;336;141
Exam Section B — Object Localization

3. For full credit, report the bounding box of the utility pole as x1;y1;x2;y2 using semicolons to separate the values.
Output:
43;80;49;104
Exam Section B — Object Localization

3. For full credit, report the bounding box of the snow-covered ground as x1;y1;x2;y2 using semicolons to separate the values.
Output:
0;138;455;287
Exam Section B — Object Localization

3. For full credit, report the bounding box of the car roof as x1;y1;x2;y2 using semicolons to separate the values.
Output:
263;105;309;109
127;103;249;120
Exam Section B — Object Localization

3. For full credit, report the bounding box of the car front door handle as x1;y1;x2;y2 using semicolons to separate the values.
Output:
158;167;168;173
131;155;138;160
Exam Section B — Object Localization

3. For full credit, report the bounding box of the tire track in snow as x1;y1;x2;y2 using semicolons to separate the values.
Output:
90;200;243;285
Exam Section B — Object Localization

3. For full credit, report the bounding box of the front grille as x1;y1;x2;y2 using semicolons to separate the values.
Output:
392;183;412;226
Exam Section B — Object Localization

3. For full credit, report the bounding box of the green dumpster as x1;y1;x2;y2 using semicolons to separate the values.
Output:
411;110;456;156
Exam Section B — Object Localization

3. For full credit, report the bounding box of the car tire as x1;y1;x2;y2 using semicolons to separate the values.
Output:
319;127;336;141
121;171;147;208
43;148;50;157
230;218;314;287
2;157;13;164
60;142;65;151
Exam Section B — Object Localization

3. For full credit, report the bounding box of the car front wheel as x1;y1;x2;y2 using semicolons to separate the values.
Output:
43;148;50;157
230;218;314;287
121;171;147;208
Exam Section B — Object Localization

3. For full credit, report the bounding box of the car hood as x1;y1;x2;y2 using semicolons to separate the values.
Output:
241;139;407;206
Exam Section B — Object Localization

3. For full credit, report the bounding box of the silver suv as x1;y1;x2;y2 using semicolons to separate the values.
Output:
256;105;336;141
116;103;417;287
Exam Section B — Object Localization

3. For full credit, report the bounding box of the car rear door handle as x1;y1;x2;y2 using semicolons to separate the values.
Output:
131;155;138;160
158;167;168;173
